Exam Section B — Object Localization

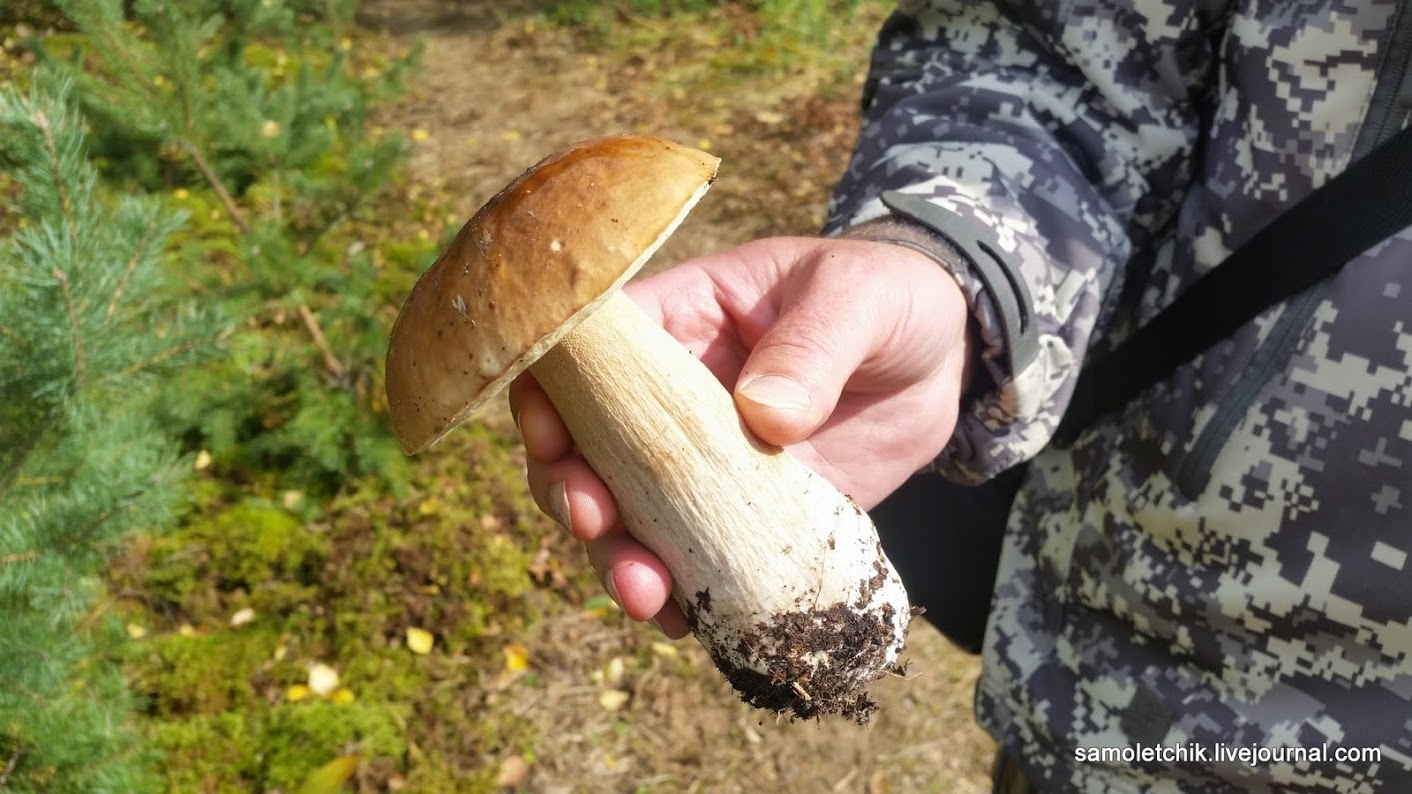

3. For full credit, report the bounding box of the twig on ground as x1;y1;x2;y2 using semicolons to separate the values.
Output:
297;303;346;377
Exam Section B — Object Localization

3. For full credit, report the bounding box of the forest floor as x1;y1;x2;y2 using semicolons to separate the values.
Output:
350;2;999;792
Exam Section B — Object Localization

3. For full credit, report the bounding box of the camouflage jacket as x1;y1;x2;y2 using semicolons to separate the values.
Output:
825;1;1412;792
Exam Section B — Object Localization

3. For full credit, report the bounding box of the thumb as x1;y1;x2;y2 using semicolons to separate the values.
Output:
733;279;879;447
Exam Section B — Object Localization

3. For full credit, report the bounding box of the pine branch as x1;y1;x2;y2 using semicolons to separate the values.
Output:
83;4;160;108
0;326;26;349
16;477;63;487
182;138;250;235
51;267;85;387
106;214;164;319
58;478;161;560
0;411;59;496
35;108;77;249
0;745;22;787
116;328;229;379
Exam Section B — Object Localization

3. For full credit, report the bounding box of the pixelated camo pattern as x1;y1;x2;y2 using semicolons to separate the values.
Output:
826;1;1412;791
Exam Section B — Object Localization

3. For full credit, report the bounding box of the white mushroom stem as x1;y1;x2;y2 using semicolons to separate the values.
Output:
531;290;910;722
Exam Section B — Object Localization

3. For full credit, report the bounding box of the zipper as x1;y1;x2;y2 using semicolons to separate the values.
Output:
1175;0;1412;498
1363;1;1412;149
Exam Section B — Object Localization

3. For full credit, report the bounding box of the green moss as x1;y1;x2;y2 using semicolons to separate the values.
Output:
263;700;408;790
143;503;326;619
145;701;410;793
137;632;277;717
147;713;263;794
120;424;565;788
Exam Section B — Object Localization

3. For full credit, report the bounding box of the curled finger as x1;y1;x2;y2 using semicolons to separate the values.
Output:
526;454;620;542
508;373;572;463
586;533;675;623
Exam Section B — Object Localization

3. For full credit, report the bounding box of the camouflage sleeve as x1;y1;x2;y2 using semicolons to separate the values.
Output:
824;0;1219;482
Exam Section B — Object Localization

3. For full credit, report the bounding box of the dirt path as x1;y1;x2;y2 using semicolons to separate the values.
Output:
359;5;997;791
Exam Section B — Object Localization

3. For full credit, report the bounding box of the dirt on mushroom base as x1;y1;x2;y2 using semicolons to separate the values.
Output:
362;2;998;791
692;600;900;725
683;547;907;726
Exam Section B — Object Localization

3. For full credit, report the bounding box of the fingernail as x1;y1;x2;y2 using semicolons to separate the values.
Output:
549;479;571;532
737;374;812;411
602;568;622;605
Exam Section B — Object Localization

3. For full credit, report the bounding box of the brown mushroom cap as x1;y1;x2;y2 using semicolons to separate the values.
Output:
384;135;720;454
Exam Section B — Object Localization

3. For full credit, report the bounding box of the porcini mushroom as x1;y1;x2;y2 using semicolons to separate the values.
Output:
385;134;910;723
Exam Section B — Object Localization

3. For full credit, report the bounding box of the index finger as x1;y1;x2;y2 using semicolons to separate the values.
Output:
508;372;572;463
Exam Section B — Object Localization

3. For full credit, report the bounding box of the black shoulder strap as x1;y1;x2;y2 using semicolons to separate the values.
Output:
1054;124;1412;447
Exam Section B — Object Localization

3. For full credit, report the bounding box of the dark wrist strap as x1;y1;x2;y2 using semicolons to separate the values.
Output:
880;191;1039;375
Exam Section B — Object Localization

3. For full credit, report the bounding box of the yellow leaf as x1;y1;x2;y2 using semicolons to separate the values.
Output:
287;684;311;702
411;128;430;142
296;754;361;794
598;689;630;711
330;688;356;704
417;498;439;516
406;627;434;655
193;450;212;470
502;643;529;673
604;657;625;685
178;624;196;637
650;642;677;658
125;623;146;639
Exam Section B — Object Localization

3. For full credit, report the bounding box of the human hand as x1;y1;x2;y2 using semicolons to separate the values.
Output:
509;235;974;637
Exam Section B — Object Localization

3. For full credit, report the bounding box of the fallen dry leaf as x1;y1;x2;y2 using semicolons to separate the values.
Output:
495;755;531;788
308;663;340;696
502;643;529;673
603;657;626;686
406;626;435;655
296;754;361;794
598;689;630;712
